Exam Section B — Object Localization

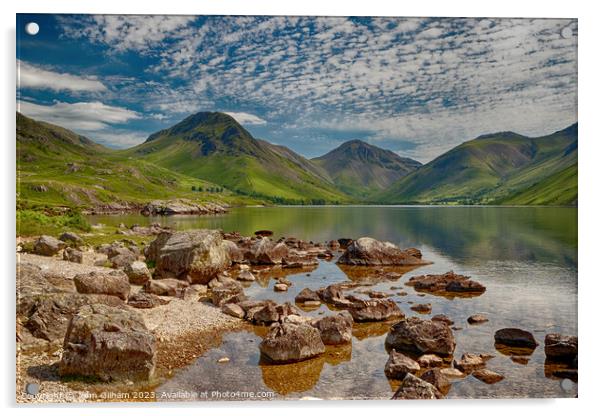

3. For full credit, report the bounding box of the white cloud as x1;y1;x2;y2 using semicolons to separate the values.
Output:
18;100;141;131
88;130;148;148
224;112;267;125
17;60;107;92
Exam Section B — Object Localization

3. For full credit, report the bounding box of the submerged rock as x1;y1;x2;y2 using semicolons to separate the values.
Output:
73;270;130;301
391;373;442;400
472;369;505;384
337;237;426;266
406;271;485;297
311;311;353;345
544;333;578;360
494;328;539;349
259;321;325;363
385;316;456;357
410;303;432;314
384;349;421;379
146;230;231;284
467;314;489;324
59;304;156;381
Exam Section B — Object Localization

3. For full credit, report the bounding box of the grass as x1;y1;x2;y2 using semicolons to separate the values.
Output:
17;209;91;236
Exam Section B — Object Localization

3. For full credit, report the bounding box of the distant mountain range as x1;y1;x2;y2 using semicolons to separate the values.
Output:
16;111;578;209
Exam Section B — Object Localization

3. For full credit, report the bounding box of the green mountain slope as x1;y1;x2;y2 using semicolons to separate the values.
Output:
312;139;422;198
126;112;348;204
16;112;252;211
377;124;577;205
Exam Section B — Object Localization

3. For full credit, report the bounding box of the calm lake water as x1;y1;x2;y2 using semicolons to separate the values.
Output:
92;206;578;400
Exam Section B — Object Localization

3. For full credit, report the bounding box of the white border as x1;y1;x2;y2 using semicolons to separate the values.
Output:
2;0;600;415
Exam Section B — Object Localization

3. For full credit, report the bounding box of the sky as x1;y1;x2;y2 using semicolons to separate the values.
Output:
16;14;577;163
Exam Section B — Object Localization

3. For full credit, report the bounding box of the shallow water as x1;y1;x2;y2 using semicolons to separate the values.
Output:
91;206;578;400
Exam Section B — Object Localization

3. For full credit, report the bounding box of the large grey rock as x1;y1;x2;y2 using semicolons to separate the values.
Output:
259;321;325;363
385;317;456;357
33;235;66;256
391;373;442;400
73;270;131;301
146;230;231;284
59;304;156;381
124;261;152;285
311;311;353;345
337;237;425;266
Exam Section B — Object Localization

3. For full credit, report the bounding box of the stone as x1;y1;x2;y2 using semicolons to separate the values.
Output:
472;369;504;384
245;238;289;265
454;353;489;373
33;235;66;256
406;271;486;297
418;354;444;368
146;230;231;284
410;303;432;314
391;373;442;400
59;232;83;245
440;368;465;378
222;303;245;319
274;283;288;292
143;278;189;297
251;303;281;325
124;261;152;285
211;282;246;307
311;311;353;345
544;333;578;360
385;316;456;357
494;328;539;349
73;270;130;300
110;252;137;269
327;240;340;250
337;238;354;249
237;269;256;281
404;248;422;259
431;314;454;326
295;288;321;303
127;291;170;309
303;300;321;307
420;368;451;393
63;247;83;264
368;291;389;299
347;298;404;322
259;322;325;363
223;240;244;263
337;237;426;266
384;349;421;379
467;314;489;324
59;304;155;381
316;284;350;307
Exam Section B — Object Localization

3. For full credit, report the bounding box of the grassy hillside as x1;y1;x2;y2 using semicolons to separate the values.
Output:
126;112;349;204
312;139;422;199
16;113;258;212
376;124;577;205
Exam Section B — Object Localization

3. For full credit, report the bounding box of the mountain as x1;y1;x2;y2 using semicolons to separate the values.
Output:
16;112;250;211
127;112;348;204
311;139;422;198
376;124;577;205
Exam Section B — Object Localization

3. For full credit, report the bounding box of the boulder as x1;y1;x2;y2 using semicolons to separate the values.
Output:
59;304;156;381
73;270;130;300
385;316;456;357
211;282;246;307
143;278;189;297
337;237;425;266
472;369;504;384
420;368;450;393
223;240;244;263
453;353;490;373
222;303;245;319
236;269;256;282
406;271;486;296
494;328;539;349
251;302;281;325
467;314;489;324
311;311;353;345
146;230;231;284
384;349;421;379
259;321;325;363
63;247;83;264
295;288;321;303
33;235;66;256
391;373;442;400
124;261;152;285
245;238;289;265
544;333;578;360
348;298;404;322
417;354;444;368
127;291;170;309
20;293;124;343
59;232;83;245
337;238;354;249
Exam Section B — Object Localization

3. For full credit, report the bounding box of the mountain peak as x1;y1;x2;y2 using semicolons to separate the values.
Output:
145;111;241;143
476;131;528;140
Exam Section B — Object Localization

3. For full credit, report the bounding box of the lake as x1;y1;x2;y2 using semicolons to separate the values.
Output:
91;206;578;399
